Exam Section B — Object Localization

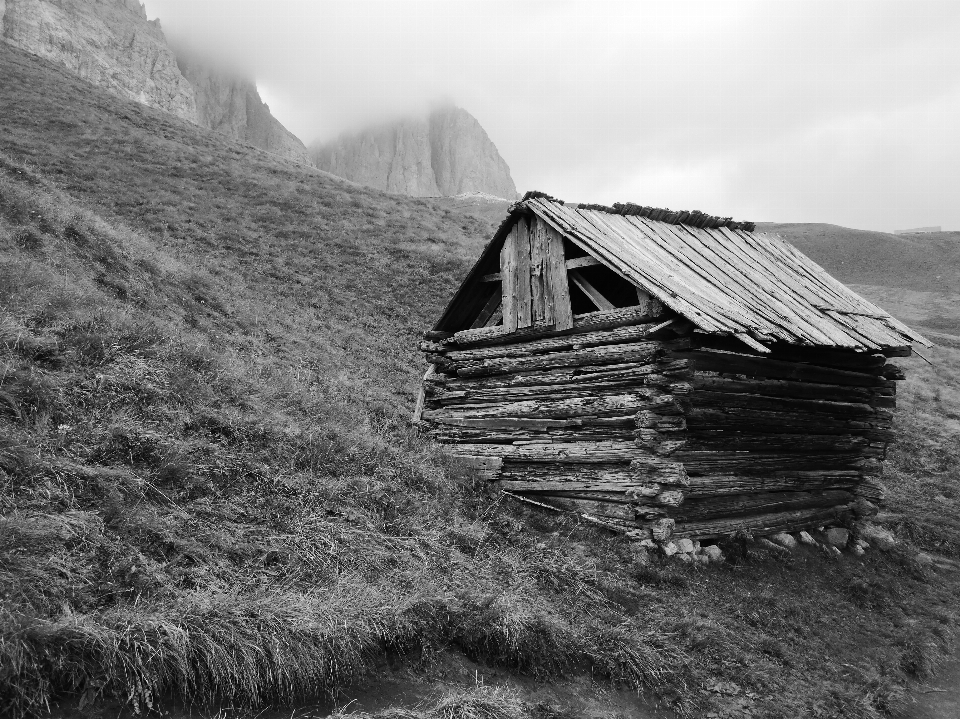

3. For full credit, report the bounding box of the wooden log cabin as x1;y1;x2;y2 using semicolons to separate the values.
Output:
416;192;931;544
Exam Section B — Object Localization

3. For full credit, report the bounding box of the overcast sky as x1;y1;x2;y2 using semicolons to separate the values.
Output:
146;0;960;232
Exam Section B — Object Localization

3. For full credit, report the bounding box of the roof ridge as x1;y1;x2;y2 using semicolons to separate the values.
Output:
517;190;755;232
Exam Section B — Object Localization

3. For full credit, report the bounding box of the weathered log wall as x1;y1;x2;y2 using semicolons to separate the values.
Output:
418;309;899;544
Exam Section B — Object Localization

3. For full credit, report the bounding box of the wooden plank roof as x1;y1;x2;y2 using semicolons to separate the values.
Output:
523;194;930;352
434;191;931;353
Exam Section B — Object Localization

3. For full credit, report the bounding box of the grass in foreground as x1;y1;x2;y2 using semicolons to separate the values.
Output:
1;44;959;719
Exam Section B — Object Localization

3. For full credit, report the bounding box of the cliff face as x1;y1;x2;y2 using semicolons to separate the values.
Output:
0;0;310;164
312;106;517;199
176;57;311;165
0;0;197;122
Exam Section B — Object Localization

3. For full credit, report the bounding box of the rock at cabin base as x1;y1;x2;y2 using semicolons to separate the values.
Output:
757;537;789;553
824;528;850;549
675;552;693;563
798;531;817;546
702;545;724;562
769;532;798;549
676;538;695;554
851;544;865;557
859;523;896;551
661;541;679;557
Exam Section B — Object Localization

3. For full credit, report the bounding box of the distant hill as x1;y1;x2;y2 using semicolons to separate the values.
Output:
758;222;960;294
311;105;518;200
759;222;960;338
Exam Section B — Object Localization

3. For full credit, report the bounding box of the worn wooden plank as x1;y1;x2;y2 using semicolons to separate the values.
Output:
690;375;880;404
451;441;643;463
684;471;862;498
690;390;882;418
498;461;689;488
500;226;519;333
427;425;636;444
495;480;663;495
688;335;888;372
686;407;893;435
515;217;533;328
569;269;616;312
422;391;676;422
530;217;549;325
670;506;853;540
453;341;662;378
565;255;603;270
533;496;662;521
681;432;875;455
670;490;854;522
451;305;669;347
426;375;685;406
444;321;675;362
676;349;896;388
673;450;880;477
545;223;574;331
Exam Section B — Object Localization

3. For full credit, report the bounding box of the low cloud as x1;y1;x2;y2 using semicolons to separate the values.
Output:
147;0;960;231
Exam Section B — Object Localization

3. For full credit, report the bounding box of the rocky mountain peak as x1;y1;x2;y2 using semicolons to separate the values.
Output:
311;104;517;200
1;0;311;164
0;0;197;121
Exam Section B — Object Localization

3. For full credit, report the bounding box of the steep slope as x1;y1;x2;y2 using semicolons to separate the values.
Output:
0;0;311;164
0;0;197;121
312;105;518;199
2;44;960;719
176;53;311;165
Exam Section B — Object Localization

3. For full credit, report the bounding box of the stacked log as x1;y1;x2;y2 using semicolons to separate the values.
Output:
417;309;901;544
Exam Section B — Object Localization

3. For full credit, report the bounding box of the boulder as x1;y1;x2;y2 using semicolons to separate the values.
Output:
797;531;817;546
676;538;695;554
661;541;678;557
858;523;896;551
824;528;850;549
702;545;724;562
769;532;798;549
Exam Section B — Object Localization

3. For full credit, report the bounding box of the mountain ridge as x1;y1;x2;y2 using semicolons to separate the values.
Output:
311;105;518;199
0;0;311;164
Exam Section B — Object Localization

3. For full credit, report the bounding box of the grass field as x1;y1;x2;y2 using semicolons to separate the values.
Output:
2;44;960;719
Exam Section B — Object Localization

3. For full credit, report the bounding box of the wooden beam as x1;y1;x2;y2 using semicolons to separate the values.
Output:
483;304;503;328
569;269;615;312
565;256;603;270
530;217;548;325
546;224;574;330
516;217;533;328
470;290;502;330
480;255;602;282
500;226;518;333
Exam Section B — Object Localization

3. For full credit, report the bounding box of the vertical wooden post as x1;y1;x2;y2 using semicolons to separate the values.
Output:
544;224;574;330
530;217;549;325
515;217;533;328
500;226;518;333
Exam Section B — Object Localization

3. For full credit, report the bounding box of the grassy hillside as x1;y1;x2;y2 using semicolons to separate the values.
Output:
757;223;960;295
2;44;960;719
